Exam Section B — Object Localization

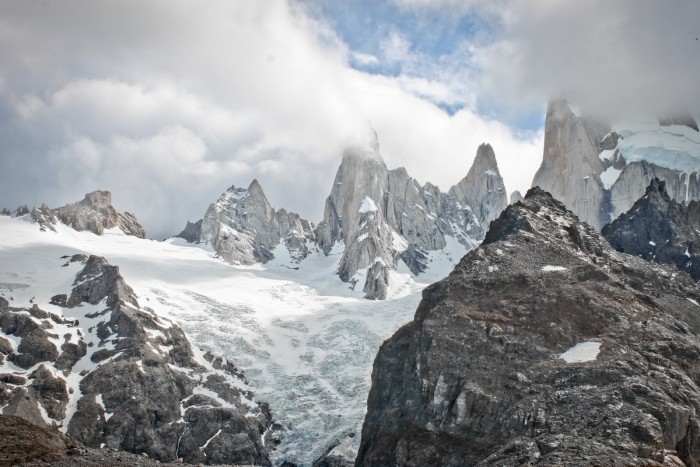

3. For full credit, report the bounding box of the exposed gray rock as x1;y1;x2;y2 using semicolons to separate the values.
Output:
0;308;59;370
175;219;203;243
357;187;700;466
533;100;700;230
449;143;508;233
603;178;700;280
509;190;523;204
195;179;316;265
28;365;69;422
52;190;145;238
531;99;610;229
0;255;273;465
0;208;10;216
608;160;700;222
31;203;57;232
316;132;484;298
14;205;29;217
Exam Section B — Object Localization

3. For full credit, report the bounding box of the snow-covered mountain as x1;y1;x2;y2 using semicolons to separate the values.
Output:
180;179;316;266
0;225;272;464
1;197;465;465
180;131;508;299
533;99;700;229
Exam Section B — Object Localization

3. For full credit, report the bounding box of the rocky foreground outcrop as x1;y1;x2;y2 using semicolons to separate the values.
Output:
0;255;273;465
18;190;146;238
357;187;700;466
603;178;700;280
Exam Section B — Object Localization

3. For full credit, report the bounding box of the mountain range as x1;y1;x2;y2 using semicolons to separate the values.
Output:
176;132;507;300
1;101;699;466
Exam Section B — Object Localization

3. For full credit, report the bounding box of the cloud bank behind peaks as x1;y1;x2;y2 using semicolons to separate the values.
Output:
478;0;700;120
0;0;542;239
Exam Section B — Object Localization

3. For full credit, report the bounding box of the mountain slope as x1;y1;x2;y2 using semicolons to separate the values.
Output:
603;177;700;280
0;213;434;466
357;187;700;466
0;249;272;464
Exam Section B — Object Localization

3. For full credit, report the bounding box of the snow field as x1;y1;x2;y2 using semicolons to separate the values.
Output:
0;215;464;465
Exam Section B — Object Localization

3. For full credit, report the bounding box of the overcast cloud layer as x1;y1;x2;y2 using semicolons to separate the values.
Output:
0;1;697;238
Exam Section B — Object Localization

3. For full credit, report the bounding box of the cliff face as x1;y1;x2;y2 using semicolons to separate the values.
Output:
531;100;610;229
603;178;700;280
357;187;700;466
315;133;486;299
533;99;700;230
449;143;508;233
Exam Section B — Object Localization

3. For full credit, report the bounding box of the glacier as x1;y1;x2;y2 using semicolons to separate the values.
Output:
0;213;466;465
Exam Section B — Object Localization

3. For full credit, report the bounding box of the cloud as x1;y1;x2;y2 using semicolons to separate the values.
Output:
0;0;542;239
477;0;700;120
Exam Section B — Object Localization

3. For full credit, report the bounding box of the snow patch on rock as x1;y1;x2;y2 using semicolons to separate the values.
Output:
559;341;602;363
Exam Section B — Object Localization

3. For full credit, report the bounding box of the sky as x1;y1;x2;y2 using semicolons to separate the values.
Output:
0;0;698;239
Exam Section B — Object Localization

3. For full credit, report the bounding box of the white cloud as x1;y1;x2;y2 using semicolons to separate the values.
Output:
477;0;700;119
0;0;542;238
350;51;380;68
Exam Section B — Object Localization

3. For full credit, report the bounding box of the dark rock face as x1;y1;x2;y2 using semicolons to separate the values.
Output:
0;255;272;465
357;187;700;466
176;219;203;243
659;112;699;132
0;415;83;464
603;178;700;281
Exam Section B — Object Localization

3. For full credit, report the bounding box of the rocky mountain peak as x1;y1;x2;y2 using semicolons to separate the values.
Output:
533;99;700;230
449;142;508;233
247;178;269;200
343;127;382;162
474;142;497;167
79;190;112;209
17;190;145;238
531;99;610;230
187;179;315;265
483;186;607;259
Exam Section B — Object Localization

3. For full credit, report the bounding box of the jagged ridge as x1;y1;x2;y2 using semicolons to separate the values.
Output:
603;177;700;280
